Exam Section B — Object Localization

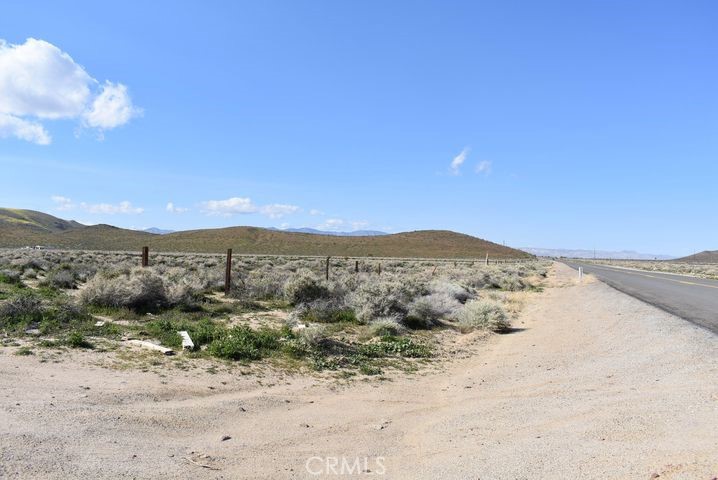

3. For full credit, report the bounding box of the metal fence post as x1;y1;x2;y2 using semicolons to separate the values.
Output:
225;248;233;295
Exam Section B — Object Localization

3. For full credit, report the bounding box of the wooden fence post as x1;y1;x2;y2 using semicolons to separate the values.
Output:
141;246;149;267
224;248;233;296
325;256;331;281
377;263;382;275
355;260;359;273
485;253;489;266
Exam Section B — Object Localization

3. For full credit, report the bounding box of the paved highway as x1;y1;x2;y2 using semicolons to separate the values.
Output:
564;262;718;335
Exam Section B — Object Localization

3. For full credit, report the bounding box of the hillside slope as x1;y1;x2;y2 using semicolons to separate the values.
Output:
0;208;85;246
0;209;531;259
675;251;718;263
152;227;529;258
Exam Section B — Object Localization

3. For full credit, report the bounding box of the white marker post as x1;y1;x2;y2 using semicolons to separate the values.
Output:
578;267;583;282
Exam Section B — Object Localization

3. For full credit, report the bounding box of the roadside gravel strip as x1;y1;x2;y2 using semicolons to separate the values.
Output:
1;263;716;479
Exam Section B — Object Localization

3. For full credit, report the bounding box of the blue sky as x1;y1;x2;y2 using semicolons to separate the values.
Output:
0;1;715;256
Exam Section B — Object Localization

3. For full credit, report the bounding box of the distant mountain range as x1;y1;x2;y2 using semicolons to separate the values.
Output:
521;247;676;260
0;208;531;259
268;227;387;237
142;227;175;235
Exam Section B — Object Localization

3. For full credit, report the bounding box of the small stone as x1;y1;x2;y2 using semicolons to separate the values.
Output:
221;435;231;441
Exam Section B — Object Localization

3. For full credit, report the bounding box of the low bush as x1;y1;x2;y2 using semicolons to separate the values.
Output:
283;270;331;305
454;299;510;332
0;270;22;285
298;299;357;324
80;267;206;312
350;280;410;323
429;279;472;303
43;268;77;289
406;293;461;328
367;317;406;337
0;293;44;328
66;331;94;349
207;326;284;361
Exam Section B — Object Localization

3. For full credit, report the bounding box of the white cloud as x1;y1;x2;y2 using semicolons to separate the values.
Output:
350;220;369;231
260;203;301;219
83;81;141;130
51;195;143;214
201;196;301;219
317;218;345;231
51;195;74;211
80;201;144;214
449;147;469;175
0;38;140;144
201;197;257;216
0;113;51;145
475;160;492;175
309;209;323;216
166;202;188;214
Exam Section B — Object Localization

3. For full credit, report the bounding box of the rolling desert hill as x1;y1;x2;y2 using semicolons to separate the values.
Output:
674;250;718;263
0;209;532;259
0;208;85;246
0;208;84;233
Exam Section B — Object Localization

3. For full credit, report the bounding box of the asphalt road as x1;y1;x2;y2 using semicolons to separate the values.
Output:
564;262;718;335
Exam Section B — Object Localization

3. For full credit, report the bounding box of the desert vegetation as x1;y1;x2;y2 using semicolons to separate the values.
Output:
0;248;548;377
583;259;718;280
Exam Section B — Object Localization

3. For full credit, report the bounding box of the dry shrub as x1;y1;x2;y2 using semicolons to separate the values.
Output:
283;270;330;305
349;279;411;323
406;292;462;328
454;299;510;332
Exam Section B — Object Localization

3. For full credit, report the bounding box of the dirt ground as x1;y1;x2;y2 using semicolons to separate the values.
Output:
1;263;716;479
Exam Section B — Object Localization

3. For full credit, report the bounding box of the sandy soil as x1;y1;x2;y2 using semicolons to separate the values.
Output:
1;263;716;479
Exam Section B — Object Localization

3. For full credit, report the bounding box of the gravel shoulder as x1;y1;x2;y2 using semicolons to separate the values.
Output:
1;263;716;479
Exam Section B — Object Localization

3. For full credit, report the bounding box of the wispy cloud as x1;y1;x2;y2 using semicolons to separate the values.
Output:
200;196;301;219
166;202;188;214
475;160;492;175
316;218;371;232
317;218;345;231
51;195;74;211
260;204;301;219
200;197;256;216
351;220;369;230
51;196;144;214
81;201;143;214
449;147;469;175
0;38;141;145
0;113;50;145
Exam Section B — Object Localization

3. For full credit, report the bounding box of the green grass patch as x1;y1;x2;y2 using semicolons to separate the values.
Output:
65;331;94;349
357;336;432;358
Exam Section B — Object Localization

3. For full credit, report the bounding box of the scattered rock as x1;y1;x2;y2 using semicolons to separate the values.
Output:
221;435;231;441
374;419;391;430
